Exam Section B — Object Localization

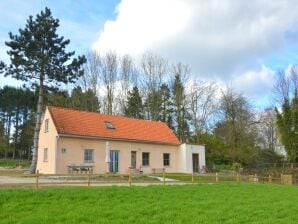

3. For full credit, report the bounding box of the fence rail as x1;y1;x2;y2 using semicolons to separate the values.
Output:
0;169;296;189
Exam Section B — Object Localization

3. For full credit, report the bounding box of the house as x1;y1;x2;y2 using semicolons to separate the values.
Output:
36;106;206;174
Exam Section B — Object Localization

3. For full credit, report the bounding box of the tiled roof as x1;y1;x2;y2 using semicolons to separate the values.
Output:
48;106;180;145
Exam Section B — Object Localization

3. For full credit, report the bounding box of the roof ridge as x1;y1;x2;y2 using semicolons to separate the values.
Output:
47;106;168;125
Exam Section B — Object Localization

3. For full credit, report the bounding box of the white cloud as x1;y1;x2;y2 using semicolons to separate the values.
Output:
232;65;276;98
93;0;298;78
93;0;191;56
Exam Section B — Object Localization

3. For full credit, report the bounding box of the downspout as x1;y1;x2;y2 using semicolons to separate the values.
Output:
55;135;59;174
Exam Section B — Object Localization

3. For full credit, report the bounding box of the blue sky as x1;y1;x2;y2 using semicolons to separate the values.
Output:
1;0;298;109
0;0;119;86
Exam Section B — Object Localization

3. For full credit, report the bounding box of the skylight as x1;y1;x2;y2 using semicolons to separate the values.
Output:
105;121;115;129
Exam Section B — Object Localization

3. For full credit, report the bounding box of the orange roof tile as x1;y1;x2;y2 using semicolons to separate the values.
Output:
48;106;180;145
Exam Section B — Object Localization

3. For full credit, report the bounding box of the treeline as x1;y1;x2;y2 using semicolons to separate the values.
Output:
0;7;296;169
2;50;294;168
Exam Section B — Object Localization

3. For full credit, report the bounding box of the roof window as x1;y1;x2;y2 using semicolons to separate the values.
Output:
105;121;115;129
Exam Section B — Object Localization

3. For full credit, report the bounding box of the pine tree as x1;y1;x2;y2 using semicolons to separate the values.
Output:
172;74;189;142
160;83;172;125
125;86;143;119
1;8;86;173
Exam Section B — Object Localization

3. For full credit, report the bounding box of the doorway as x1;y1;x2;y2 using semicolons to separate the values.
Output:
109;150;119;173
131;151;137;169
192;153;199;173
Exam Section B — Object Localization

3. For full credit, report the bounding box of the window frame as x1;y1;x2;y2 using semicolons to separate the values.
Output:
84;149;94;163
44;148;48;162
142;152;150;166
45;119;49;133
163;153;170;166
105;121;115;129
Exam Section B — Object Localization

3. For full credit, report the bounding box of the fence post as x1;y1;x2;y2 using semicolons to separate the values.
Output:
87;170;91;187
254;173;258;182
268;174;272;183
35;170;39;189
281;174;283;184
192;172;194;184
129;171;132;186
237;172;240;182
216;172;219;183
163;168;165;185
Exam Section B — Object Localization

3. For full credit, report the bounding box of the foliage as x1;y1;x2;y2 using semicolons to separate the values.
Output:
276;97;298;162
1;7;86;172
195;133;230;168
125;86;143;118
0;184;298;223
172;73;190;142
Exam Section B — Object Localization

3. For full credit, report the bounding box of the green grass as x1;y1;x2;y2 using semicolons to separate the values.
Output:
0;159;30;168
160;173;237;182
0;183;297;223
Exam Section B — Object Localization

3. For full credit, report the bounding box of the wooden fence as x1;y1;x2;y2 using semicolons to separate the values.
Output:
0;170;296;189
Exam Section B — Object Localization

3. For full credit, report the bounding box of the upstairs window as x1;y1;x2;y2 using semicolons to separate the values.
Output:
105;121;115;129
45;119;49;132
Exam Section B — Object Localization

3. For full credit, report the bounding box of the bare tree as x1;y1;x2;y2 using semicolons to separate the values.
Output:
101;51;118;115
80;51;101;93
188;80;217;136
257;108;278;151
141;52;167;92
118;54;135;114
141;52;168;120
275;66;298;106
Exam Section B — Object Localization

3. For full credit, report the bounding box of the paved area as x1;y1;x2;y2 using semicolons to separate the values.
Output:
0;175;192;188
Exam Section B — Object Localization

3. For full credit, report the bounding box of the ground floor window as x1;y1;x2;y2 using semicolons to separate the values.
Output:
84;149;93;163
142;152;150;166
163;153;170;166
44;148;48;162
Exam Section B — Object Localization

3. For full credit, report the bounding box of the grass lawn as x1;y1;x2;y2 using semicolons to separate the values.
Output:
0;159;30;168
0;183;297;224
161;173;237;182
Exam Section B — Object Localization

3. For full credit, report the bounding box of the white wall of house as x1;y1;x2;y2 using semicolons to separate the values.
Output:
178;143;206;173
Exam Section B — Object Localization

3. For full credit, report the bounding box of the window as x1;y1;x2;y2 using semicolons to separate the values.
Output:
163;153;170;166
44;148;48;162
105;121;115;129
84;149;93;163
142;152;150;166
45;119;49;132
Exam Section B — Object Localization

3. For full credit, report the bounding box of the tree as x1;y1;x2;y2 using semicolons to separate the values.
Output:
171;63;190;142
275;66;298;162
276;98;298;162
159;83;173;127
118;54;135;114
101;51;118;115
1;7;86;173
125;86;143;118
141;52;167;120
215;87;258;164
188;80;217;139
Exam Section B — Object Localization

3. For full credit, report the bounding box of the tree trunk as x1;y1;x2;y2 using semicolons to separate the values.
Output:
13;109;19;159
29;78;44;174
5;113;12;159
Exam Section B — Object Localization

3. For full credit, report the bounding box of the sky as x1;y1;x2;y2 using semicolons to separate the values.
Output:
1;0;298;109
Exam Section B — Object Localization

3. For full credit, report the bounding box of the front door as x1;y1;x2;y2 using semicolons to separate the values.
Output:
192;153;199;173
131;151;137;168
109;150;119;173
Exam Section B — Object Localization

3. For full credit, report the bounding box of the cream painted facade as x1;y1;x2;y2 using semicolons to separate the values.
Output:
37;108;206;174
